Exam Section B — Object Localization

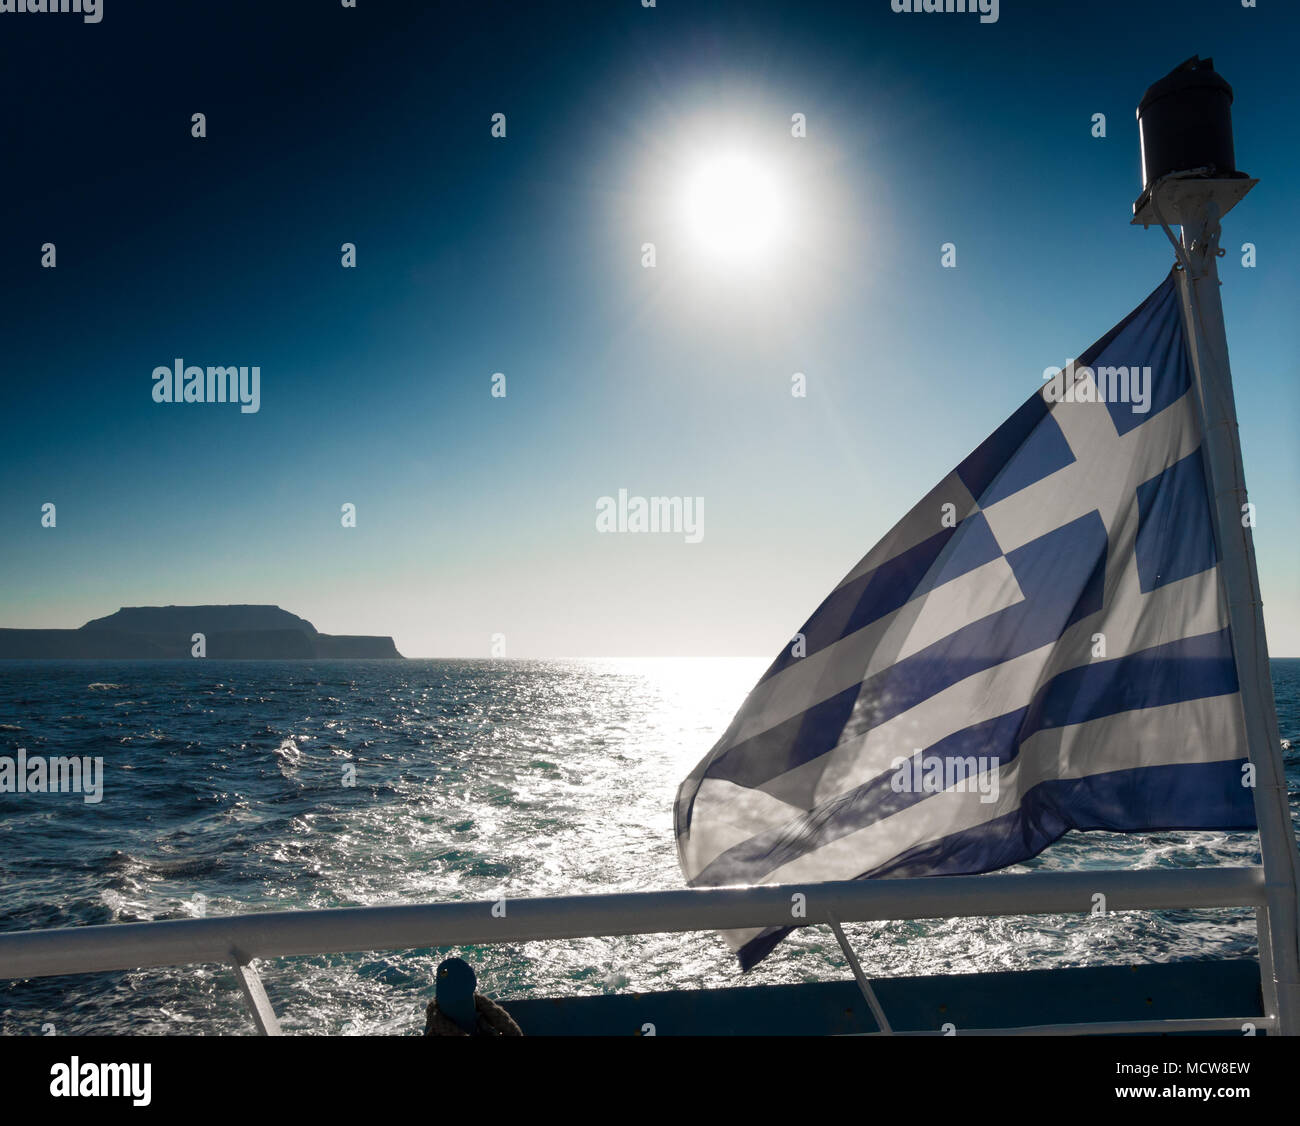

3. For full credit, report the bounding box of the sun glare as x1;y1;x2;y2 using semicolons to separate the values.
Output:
682;152;783;263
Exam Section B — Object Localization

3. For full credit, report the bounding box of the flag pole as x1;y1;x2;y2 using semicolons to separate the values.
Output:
1134;57;1300;1035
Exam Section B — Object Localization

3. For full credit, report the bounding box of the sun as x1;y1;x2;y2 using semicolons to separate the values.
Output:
681;152;784;264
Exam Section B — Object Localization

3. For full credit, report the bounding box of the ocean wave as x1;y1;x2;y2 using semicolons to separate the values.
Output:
0;657;1292;1034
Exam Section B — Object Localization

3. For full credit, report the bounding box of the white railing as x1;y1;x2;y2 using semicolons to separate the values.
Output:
0;866;1275;1035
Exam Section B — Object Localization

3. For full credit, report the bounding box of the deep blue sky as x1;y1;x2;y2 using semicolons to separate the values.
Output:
1;0;1296;657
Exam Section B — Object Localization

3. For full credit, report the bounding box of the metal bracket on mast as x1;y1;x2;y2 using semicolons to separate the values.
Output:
1132;173;1256;231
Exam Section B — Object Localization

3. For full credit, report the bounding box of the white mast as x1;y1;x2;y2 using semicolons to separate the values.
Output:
1134;56;1300;1035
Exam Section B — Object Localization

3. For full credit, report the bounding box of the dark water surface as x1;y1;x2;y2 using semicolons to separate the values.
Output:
2;657;1297;1034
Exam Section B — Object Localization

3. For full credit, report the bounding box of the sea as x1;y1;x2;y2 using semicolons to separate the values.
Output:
1;657;1297;1035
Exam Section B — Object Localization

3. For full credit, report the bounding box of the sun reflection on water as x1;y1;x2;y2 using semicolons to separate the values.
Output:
0;657;1265;1034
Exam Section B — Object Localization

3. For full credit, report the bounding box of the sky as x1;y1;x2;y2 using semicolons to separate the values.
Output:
0;0;1296;658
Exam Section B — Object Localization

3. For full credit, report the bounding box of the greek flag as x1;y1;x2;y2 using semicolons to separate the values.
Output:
675;271;1255;970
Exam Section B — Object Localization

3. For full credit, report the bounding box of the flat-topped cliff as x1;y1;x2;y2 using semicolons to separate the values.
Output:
0;604;403;659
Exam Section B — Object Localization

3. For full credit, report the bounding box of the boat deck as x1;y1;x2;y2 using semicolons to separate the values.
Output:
502;959;1265;1036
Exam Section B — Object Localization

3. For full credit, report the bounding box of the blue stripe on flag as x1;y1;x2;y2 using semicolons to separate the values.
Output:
1018;627;1237;741
958;393;1075;506
1135;447;1219;592
1098;275;1191;436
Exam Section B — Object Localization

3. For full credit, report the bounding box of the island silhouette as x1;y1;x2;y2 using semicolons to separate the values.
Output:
0;605;403;659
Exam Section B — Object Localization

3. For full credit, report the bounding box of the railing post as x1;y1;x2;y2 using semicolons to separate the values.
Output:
232;960;282;1036
827;914;892;1035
